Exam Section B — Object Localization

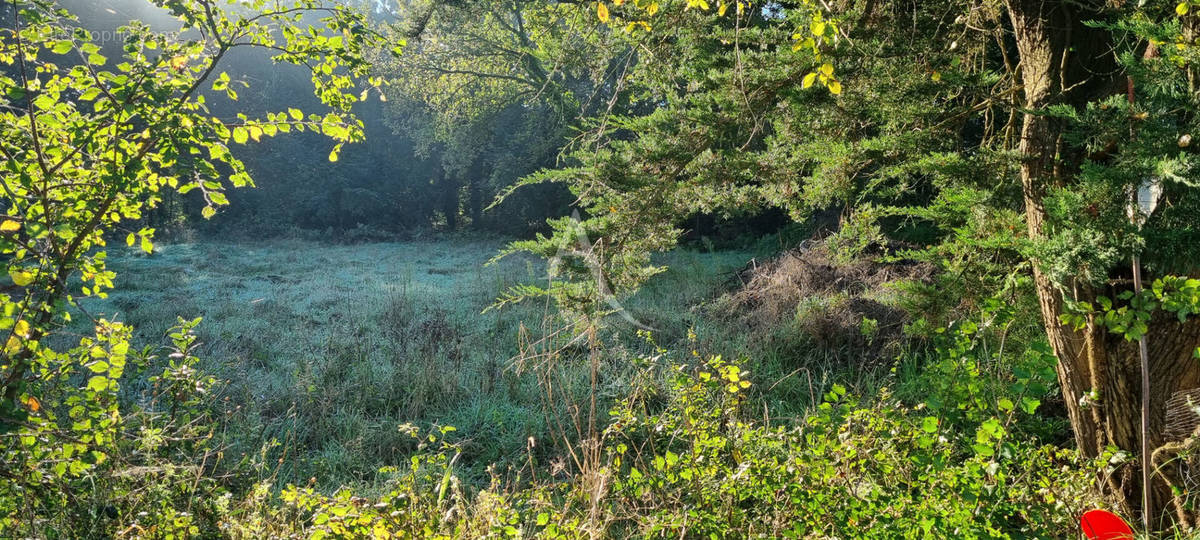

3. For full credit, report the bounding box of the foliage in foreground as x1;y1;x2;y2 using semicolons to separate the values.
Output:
0;0;379;431
0;0;379;535
227;328;1104;539
0;318;238;537
0;303;1117;538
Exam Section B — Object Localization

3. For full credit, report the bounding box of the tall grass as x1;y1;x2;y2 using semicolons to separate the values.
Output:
62;238;755;489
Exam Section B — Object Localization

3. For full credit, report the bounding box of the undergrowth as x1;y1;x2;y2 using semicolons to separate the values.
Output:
219;328;1104;539
12;240;1192;538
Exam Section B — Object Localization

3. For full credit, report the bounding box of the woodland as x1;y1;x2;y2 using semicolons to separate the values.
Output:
3;0;1200;538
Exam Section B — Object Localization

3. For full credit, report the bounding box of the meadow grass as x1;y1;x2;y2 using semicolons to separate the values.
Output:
64;237;756;489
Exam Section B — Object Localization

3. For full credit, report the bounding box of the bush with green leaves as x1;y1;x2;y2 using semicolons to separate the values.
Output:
0;318;242;537
0;0;382;534
0;0;380;425
250;322;1105;539
602;351;1099;538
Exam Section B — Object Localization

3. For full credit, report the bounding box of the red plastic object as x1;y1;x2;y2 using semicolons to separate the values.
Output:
1081;509;1134;540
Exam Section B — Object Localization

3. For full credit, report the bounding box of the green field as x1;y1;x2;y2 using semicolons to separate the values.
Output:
67;238;754;487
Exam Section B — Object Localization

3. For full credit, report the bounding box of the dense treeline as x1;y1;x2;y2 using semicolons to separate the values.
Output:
53;0;784;241
43;1;576;239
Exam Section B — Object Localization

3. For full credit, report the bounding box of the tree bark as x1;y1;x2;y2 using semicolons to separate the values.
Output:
1006;0;1200;528
436;163;459;231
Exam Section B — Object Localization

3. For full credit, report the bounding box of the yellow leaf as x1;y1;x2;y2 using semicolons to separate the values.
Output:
820;63;834;76
9;270;33;286
811;21;826;36
1178;2;1189;16
931;71;941;82
647;2;659;15
5;335;20;355
613;0;624;5
828;80;842;95
0;220;19;232
14;320;30;338
718;1;728;16
597;1;610;22
802;72;818;89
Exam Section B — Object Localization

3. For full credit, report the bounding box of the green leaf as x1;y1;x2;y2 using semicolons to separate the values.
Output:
51;40;72;54
86;376;109;392
140;236;153;254
232;127;249;144
289;108;303;121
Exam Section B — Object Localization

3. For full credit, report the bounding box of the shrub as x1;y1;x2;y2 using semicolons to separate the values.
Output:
0;318;240;538
257;331;1104;539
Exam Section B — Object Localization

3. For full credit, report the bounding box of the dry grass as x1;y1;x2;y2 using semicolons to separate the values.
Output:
714;242;934;366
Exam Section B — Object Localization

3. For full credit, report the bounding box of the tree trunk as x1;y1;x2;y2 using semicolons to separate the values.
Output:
442;170;459;231
1007;0;1200;528
468;159;485;228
